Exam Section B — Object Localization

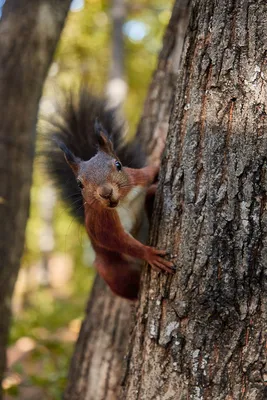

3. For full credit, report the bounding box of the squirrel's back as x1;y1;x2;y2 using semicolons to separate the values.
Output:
42;88;146;222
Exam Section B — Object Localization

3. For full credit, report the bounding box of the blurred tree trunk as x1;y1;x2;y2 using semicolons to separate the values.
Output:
0;0;70;396
123;1;267;399
64;1;191;399
106;0;127;108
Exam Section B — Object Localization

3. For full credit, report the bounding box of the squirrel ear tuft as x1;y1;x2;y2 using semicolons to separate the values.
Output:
54;138;80;174
94;119;114;155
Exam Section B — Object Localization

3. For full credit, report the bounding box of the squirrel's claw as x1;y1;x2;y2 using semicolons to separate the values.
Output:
146;248;175;274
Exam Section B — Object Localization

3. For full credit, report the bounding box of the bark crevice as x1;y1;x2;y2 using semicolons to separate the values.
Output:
123;1;267;399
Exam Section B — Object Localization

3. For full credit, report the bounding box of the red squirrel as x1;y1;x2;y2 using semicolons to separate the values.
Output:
44;89;174;300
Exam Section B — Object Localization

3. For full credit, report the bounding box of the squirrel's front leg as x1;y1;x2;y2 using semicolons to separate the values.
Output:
103;229;175;274
125;233;175;274
124;165;159;188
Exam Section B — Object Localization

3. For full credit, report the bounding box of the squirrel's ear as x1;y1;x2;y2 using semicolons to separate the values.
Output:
55;139;80;174
94;119;114;155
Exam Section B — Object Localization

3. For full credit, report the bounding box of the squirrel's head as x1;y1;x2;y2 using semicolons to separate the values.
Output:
57;121;131;209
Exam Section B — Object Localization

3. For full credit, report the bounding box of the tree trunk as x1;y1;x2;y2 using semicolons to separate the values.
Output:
106;0;127;108
137;0;191;164
64;1;191;399
0;0;70;395
64;277;133;400
123;0;267;399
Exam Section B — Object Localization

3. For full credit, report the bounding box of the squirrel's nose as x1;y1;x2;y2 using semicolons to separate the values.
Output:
98;185;113;200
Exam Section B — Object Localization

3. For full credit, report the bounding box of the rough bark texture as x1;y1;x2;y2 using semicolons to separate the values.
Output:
0;0;70;395
123;1;267;399
64;1;191;399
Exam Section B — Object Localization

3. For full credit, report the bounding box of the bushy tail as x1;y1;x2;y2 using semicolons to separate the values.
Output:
42;88;146;222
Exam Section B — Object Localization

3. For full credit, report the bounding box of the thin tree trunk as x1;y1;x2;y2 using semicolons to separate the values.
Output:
64;277;133;400
137;0;191;164
0;1;70;395
123;1;267;399
106;0;127;108
64;1;191;399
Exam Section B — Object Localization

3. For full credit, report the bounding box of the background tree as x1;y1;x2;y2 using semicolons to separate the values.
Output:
123;0;267;399
64;1;191;399
0;0;71;396
106;0;127;108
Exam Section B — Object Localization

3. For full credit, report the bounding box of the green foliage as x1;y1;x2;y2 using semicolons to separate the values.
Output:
53;0;171;133
5;342;73;399
10;268;94;343
6;256;94;399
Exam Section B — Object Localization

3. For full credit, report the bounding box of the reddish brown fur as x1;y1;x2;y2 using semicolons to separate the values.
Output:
125;165;159;187
63;137;174;300
84;191;173;300
94;247;140;300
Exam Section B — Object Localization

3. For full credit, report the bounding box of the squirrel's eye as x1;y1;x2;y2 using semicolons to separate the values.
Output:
76;178;84;189
115;160;122;171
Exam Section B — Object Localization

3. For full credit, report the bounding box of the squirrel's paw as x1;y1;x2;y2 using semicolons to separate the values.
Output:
146;248;175;274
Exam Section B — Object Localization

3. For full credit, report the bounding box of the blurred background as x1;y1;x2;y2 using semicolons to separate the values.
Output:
2;0;172;398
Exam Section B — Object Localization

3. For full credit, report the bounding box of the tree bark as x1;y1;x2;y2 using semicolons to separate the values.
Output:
0;0;70;395
64;1;191;399
123;1;267;399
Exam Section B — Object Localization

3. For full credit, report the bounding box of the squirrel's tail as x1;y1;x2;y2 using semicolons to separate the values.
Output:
42;88;146;222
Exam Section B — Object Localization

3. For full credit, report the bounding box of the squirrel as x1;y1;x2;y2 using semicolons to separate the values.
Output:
44;88;174;300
